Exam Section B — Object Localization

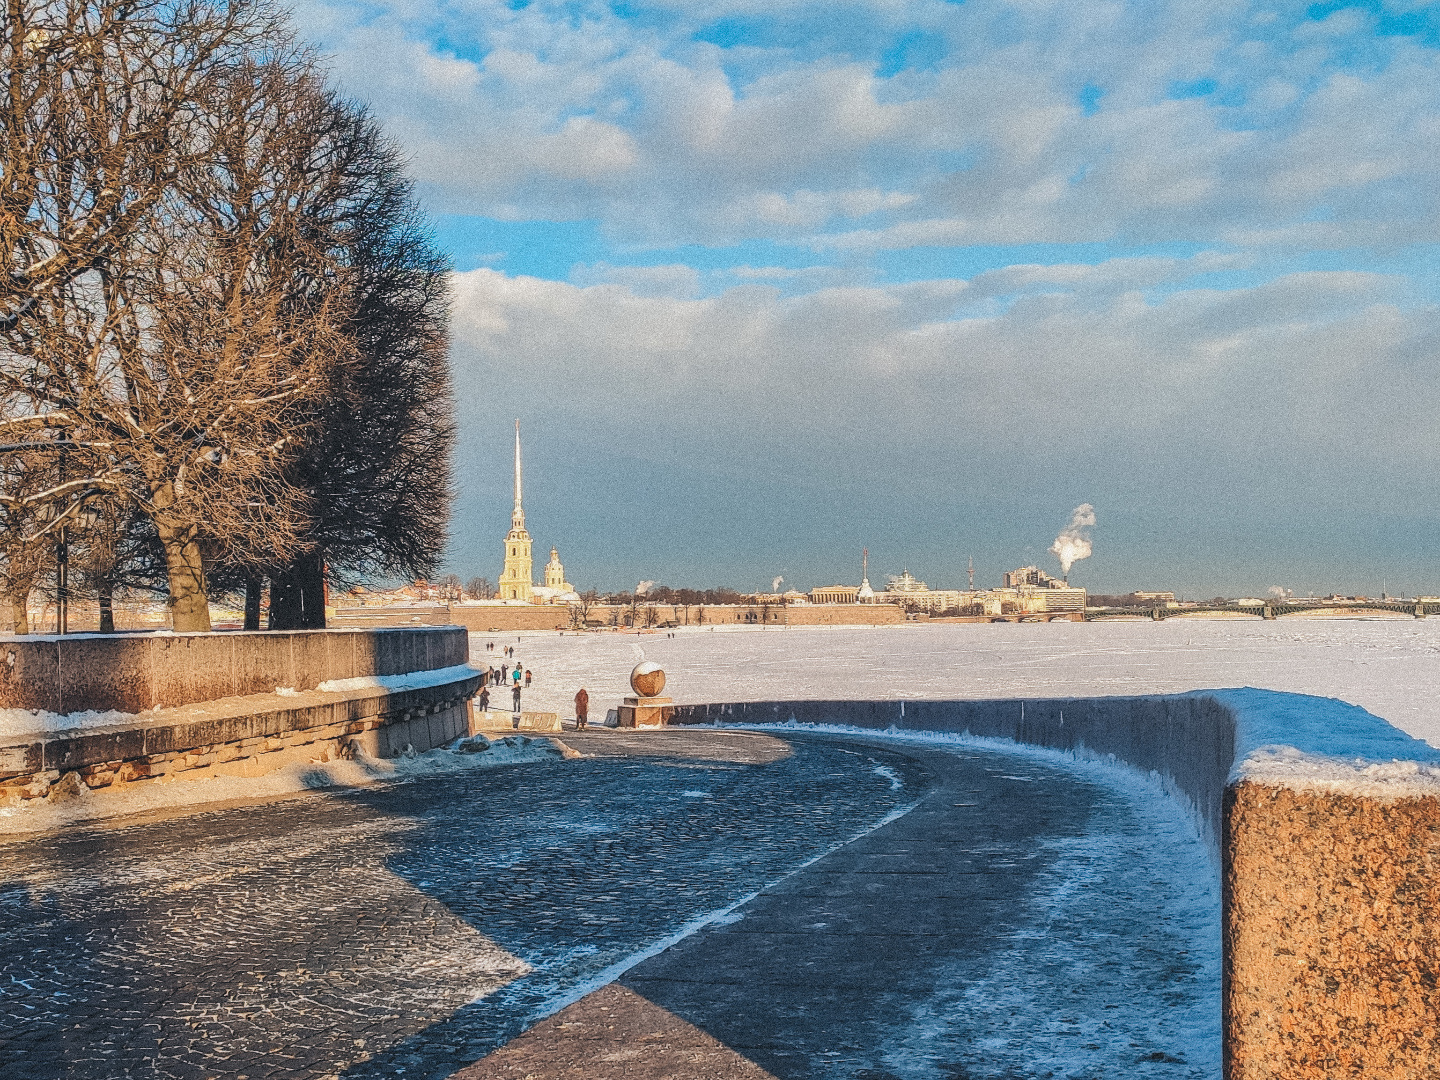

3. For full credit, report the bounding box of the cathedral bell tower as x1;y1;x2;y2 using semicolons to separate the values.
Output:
498;419;534;601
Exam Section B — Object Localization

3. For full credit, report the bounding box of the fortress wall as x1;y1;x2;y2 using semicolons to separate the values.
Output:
672;691;1440;1080
334;602;907;632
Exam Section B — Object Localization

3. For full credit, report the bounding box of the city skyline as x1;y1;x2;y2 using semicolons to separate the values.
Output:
285;1;1440;595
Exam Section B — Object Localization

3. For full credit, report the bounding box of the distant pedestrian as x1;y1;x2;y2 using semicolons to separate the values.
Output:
524;669;532;687
478;687;490;713
501;663;509;683
512;684;522;711
512;666;522;686
574;688;589;730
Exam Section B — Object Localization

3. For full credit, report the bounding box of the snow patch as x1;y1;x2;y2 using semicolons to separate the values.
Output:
0;707;142;740
1236;746;1440;798
316;662;482;694
872;764;903;790
1210;687;1440;797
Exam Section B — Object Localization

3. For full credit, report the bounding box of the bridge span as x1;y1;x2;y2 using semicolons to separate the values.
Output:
1085;600;1437;621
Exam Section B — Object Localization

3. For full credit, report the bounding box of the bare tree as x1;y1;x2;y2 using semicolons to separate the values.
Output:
0;1;333;631
568;586;597;628
0;4;449;634
466;576;491;600
261;93;453;629
0;451;57;633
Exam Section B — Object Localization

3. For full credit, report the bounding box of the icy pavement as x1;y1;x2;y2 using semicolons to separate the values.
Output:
457;731;1218;1080
0;731;921;1079
0;729;1219;1080
482;618;1440;744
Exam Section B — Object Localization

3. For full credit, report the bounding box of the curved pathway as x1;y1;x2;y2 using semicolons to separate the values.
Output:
458;732;1219;1080
0;729;1217;1080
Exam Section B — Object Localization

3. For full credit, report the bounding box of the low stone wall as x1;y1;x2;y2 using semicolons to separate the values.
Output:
472;708;562;732
0;672;481;805
0;625;467;714
672;691;1440;1080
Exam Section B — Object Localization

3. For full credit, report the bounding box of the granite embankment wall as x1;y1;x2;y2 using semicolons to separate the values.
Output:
333;602;907;632
0;627;480;805
673;692;1440;1080
0;625;468;714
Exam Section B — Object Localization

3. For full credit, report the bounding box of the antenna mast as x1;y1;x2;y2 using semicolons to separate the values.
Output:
968;555;974;591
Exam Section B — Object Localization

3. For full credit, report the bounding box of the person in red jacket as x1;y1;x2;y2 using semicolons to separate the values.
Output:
574;687;589;730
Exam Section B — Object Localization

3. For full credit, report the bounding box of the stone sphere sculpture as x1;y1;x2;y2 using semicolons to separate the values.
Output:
630;661;666;698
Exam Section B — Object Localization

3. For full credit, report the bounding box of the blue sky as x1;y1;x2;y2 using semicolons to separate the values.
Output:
292;0;1440;596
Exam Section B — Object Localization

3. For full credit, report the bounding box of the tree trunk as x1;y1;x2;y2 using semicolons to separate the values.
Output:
268;568;299;629
9;590;28;635
156;522;212;632
244;575;262;631
268;551;325;630
98;578;114;634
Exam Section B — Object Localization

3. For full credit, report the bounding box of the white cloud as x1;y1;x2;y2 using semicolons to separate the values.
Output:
448;264;1437;484
569;262;702;298
289;0;1440;249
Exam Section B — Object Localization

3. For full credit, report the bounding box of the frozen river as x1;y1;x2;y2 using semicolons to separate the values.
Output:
486;618;1440;744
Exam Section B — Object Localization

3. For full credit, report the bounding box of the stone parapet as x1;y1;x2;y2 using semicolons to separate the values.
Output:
0;625;468;715
471;709;562;732
0;665;481;805
672;691;1440;1080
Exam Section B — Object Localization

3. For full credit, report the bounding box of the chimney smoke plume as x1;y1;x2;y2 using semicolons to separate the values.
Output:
1050;504;1096;576
772;576;784;593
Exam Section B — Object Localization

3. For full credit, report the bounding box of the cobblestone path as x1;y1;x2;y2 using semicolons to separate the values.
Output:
0;731;928;1080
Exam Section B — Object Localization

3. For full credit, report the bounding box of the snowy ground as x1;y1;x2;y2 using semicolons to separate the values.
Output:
484;618;1440;744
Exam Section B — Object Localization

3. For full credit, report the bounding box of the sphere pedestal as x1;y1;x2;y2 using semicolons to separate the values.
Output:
616;695;675;728
618;662;673;727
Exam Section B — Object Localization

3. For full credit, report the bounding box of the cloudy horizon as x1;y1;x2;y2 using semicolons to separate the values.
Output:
292;0;1440;596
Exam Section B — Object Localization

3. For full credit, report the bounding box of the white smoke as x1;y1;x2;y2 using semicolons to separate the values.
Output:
1050;504;1096;577
1266;585;1292;600
636;580;655;595
772;576;784;592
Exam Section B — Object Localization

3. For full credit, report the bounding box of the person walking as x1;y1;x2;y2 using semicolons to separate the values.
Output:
574;687;589;730
524;668;532;687
511;682;522;714
478;687;490;714
501;663;509;684
512;666;522;688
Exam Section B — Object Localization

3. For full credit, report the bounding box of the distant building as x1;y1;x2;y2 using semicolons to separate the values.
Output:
1132;591;1176;604
1004;566;1067;588
811;585;860;604
532;547;578;605
498;421;576;604
1017;586;1086;612
885;569;929;595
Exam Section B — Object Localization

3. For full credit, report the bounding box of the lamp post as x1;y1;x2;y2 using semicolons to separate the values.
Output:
55;521;68;635
0;438;103;635
54;506;99;635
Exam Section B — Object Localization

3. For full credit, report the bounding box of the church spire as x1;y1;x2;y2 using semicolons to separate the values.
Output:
512;418;525;529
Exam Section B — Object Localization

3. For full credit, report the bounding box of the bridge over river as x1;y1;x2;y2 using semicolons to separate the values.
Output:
1085;599;1439;621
